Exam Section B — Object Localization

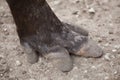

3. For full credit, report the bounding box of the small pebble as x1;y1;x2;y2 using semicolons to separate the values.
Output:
84;70;88;73
114;71;118;75
3;28;7;32
71;78;74;80
0;55;4;60
104;43;109;47
0;73;3;77
9;68;13;72
112;49;117;52
88;8;95;14
53;1;61;5
110;62;114;67
105;76;109;80
3;28;9;35
104;53;111;61
114;45;120;49
16;60;22;66
72;11;78;15
91;66;97;70
74;66;78;70
14;38;19;42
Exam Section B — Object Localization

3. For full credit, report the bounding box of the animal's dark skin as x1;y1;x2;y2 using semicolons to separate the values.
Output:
6;0;103;72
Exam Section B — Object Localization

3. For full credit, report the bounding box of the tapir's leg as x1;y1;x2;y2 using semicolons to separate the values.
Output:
6;0;104;72
45;46;73;72
22;43;39;64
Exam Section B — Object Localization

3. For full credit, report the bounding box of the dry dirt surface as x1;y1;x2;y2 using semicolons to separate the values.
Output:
0;0;120;80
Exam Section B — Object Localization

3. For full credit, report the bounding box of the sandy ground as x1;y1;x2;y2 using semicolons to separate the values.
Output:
0;0;120;80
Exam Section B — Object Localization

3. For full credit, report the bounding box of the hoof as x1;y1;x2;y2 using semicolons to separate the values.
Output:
26;52;39;64
22;43;39;64
75;39;104;58
46;46;73;72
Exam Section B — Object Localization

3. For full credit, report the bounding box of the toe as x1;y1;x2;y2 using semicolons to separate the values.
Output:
45;46;73;72
76;39;104;58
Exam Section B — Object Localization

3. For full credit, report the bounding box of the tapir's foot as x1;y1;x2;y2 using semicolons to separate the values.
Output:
61;23;103;58
26;50;39;64
22;43;39;64
45;46;73;72
75;39;104;58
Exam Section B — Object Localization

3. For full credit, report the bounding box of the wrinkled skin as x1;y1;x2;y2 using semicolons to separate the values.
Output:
6;0;104;72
